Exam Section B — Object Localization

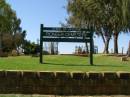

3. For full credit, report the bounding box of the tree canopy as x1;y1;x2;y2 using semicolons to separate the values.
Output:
67;0;130;54
0;0;26;55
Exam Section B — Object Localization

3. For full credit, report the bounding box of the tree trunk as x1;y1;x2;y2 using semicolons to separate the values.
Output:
85;42;89;53
100;32;105;44
51;42;55;55
103;38;110;54
100;31;110;54
114;33;118;54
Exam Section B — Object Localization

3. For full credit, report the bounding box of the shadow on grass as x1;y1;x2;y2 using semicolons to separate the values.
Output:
42;62;124;67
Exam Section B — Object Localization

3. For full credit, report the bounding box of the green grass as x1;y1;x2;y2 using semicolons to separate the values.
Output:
0;55;130;72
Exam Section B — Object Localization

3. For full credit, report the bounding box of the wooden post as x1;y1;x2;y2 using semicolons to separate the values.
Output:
40;24;43;63
90;30;93;65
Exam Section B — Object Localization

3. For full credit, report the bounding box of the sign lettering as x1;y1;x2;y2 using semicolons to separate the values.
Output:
43;31;90;38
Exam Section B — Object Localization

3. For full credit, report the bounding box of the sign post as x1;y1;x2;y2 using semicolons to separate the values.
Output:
40;24;43;63
40;24;94;65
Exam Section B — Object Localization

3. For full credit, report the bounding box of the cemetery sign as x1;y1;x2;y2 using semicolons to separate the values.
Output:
40;24;94;65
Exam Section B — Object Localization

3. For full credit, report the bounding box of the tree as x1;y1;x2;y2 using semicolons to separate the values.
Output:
0;0;25;56
0;0;6;53
66;0;113;54
2;33;13;52
49;42;58;55
0;0;15;52
112;0;130;54
21;30;27;52
23;40;41;55
24;40;33;55
66;0;130;54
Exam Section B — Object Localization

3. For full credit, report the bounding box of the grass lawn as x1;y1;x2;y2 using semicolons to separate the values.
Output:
0;55;130;72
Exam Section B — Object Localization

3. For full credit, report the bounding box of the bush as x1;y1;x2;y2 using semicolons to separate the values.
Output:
0;52;8;57
43;51;50;55
32;53;39;57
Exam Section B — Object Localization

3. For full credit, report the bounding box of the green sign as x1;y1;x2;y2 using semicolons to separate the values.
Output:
40;24;94;65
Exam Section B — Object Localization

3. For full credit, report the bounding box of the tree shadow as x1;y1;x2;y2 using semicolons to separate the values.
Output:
42;62;124;67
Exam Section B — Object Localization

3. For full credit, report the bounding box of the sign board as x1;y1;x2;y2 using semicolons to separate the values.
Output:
40;24;94;65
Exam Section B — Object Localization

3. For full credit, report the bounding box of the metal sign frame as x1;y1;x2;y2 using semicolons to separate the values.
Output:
40;24;93;65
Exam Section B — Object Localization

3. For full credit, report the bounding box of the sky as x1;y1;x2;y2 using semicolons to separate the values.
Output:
6;0;130;54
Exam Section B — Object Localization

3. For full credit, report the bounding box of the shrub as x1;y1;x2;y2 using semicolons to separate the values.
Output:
0;52;8;57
